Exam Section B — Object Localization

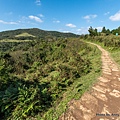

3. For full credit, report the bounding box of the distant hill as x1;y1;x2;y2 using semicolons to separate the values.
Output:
0;28;79;40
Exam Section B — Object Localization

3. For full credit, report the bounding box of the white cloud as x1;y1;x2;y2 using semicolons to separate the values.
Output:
0;20;17;24
83;14;97;20
66;23;76;28
77;29;82;32
96;27;103;31
109;11;120;21
29;15;43;22
83;14;97;23
39;14;44;17
53;20;60;23
104;12;110;15
83;15;90;19
92;15;97;18
76;27;89;34
35;0;41;5
62;31;71;33
18;16;29;24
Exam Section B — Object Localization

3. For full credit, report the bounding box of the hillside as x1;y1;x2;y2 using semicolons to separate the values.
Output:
0;33;101;119
1;27;120;120
0;28;79;40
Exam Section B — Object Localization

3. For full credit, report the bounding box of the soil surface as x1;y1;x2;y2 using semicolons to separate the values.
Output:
59;42;120;120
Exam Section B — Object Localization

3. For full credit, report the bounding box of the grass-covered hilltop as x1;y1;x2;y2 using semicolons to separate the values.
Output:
0;26;120;120
0;28;79;40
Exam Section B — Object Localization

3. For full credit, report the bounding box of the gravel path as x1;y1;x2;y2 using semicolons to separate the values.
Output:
59;42;120;120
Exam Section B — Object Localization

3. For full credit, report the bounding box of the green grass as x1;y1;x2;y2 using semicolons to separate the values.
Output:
15;32;35;37
101;45;120;68
110;50;120;68
0;39;33;42
39;42;102;120
102;45;120;68
85;38;120;67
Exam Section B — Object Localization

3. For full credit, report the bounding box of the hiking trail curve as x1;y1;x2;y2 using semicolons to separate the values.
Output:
59;42;120;120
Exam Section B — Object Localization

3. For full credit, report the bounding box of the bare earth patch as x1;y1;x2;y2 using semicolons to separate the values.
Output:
59;42;120;120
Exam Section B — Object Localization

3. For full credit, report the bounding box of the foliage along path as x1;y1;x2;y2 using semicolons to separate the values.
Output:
59;42;120;120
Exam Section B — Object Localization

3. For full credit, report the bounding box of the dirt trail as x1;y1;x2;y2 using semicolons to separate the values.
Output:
59;42;120;120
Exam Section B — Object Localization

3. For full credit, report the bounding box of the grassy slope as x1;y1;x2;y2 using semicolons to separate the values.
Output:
40;42;102;120
110;50;120;68
15;32;35;37
0;38;102;120
0;39;33;42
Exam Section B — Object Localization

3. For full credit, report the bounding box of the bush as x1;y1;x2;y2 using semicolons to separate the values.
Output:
0;79;52;120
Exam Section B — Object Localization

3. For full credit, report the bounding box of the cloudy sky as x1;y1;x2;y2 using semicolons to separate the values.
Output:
0;0;120;34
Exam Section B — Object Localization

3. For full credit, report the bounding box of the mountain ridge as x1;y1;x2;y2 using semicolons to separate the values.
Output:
0;28;79;40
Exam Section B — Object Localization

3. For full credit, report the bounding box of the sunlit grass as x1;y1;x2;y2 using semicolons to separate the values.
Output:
0;39;33;42
15;32;35;37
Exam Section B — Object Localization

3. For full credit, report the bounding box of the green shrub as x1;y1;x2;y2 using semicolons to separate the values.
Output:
0;79;52;120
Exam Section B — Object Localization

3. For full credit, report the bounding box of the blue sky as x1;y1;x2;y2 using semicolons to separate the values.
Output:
0;0;120;34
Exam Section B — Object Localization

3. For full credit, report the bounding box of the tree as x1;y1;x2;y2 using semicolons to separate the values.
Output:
102;27;106;33
88;26;98;37
106;29;111;35
95;28;98;36
111;26;120;35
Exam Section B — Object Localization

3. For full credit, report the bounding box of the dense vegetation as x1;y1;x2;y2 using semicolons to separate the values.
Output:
1;26;120;120
111;26;120;35
86;35;120;48
0;31;102;120
88;26;120;37
87;26;120;48
86;26;120;67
